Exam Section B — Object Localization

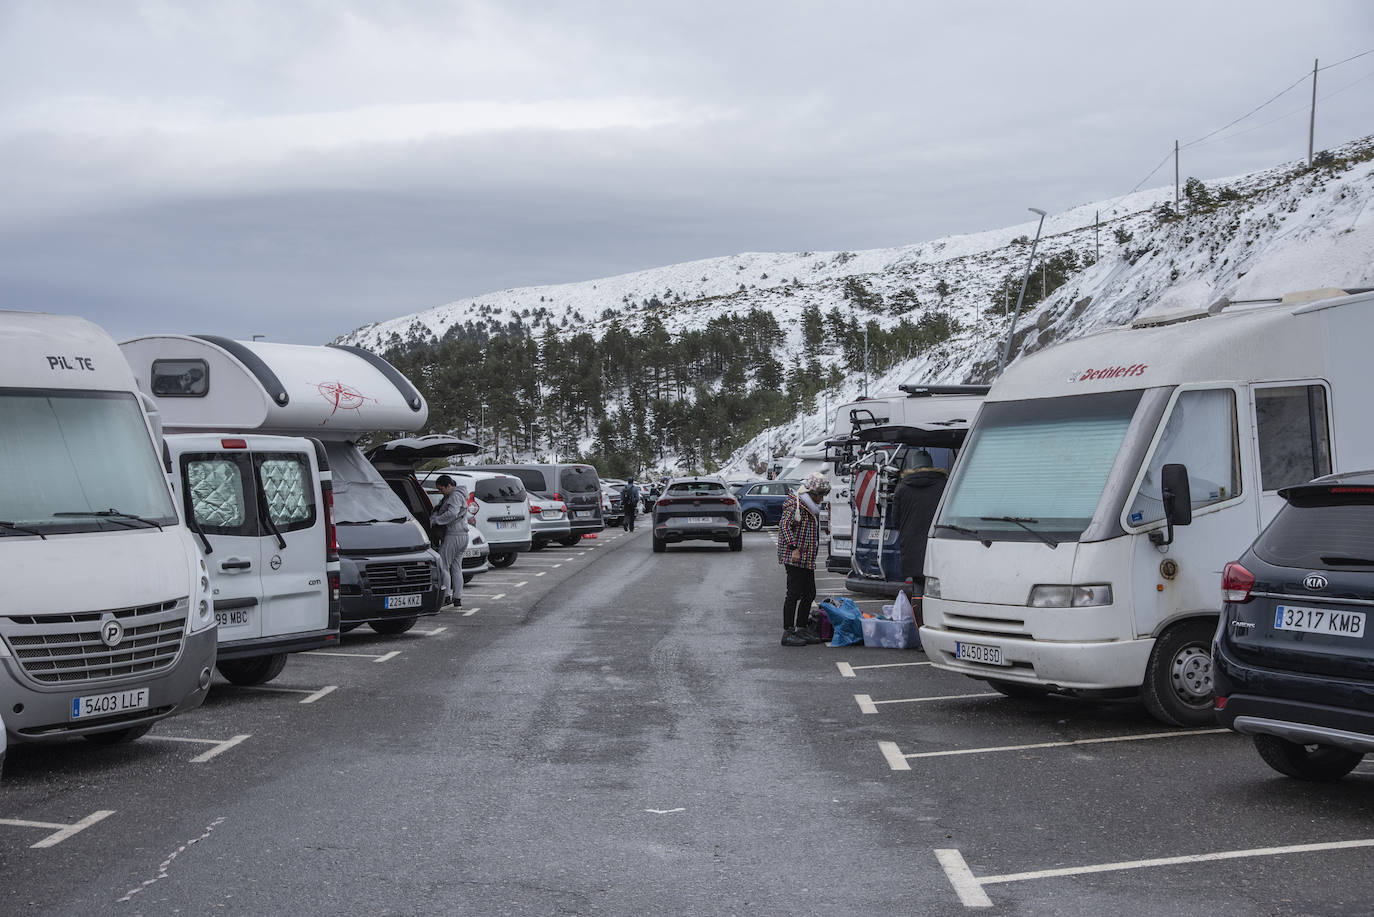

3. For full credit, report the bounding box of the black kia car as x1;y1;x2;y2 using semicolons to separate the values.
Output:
1213;471;1374;781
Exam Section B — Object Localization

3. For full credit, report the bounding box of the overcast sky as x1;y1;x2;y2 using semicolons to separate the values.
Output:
1;1;1370;344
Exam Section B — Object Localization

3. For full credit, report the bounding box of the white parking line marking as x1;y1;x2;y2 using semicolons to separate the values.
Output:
237;684;339;704
879;741;911;771
883;729;1228;766
857;692;998;713
415;626;448;636
305;649;399;662
0;810;116;848
939;838;1374;909
461;607;478;616
838;661;932;676
936;849;994;908
147;733;253;763
535;572;546;577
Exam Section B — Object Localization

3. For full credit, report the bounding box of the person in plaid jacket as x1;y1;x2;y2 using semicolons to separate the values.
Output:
777;472;830;646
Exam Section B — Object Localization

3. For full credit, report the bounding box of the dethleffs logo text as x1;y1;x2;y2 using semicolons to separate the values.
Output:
1069;363;1148;383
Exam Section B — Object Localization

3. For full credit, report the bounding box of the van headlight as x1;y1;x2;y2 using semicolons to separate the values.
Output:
924;576;941;599
188;556;216;633
1028;584;1113;608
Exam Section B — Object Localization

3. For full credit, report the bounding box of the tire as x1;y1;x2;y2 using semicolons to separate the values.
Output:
530;539;547;551
369;616;417;635
986;678;1050;699
742;509;765;532
1141;619;1217;726
84;724;153;745
1253;734;1364;781
217;653;288;686
652;535;666;553
489;552;516;569
462;572;475;584
728;535;743;552
558;535;582;547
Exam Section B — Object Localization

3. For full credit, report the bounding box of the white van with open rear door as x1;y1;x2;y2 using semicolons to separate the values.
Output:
165;433;339;684
120;335;446;636
921;288;1374;725
0;311;216;748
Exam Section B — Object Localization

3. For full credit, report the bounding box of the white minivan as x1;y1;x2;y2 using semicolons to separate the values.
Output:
921;288;1374;725
166;433;339;684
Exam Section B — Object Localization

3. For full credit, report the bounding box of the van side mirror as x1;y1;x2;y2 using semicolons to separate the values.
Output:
1150;463;1192;546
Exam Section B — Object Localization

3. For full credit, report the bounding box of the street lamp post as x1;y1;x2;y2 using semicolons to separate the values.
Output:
999;207;1048;374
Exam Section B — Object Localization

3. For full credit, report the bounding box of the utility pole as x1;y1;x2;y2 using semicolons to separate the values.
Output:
1095;210;1100;262
862;324;869;398
1308;58;1319;165
999;207;1047;374
1174;140;1180;210
1042;261;1047;301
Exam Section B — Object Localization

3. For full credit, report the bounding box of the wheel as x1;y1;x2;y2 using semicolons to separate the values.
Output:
530;539;547;551
369;616;417;635
462;572;475;583
340;622;362;633
728;535;743;552
489;552;516;569
1253;734;1364;781
558;535;581;547
652;535;666;553
742;509;765;532
1141;619;1217;726
986;678;1050;699
83;724;153;745
217;653;288;686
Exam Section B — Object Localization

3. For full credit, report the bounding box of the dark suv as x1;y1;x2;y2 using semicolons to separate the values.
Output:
1213;471;1374;781
651;476;743;552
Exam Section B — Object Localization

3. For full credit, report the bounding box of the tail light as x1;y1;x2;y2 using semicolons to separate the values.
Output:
467;494;478;514
553;492;562;502
530;504;542;515
1214;695;1229;710
220;438;248;449
322;483;338;557
722;496;738;506
328;570;340;603
557;502;567;512
1222;561;1254;603
657;497;673;507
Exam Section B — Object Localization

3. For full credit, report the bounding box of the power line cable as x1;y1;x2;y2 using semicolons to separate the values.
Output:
1181;71;1311;150
1318;49;1374;71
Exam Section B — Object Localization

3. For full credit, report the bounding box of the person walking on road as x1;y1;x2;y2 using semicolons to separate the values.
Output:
620;477;641;532
892;450;947;596
776;471;830;646
431;474;475;609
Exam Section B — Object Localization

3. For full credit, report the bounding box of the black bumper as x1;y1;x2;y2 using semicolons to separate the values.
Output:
1214;637;1374;740
487;538;532;555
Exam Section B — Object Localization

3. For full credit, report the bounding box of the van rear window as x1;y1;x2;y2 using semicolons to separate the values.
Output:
560;467;599;492
502;468;548;494
475;476;527;503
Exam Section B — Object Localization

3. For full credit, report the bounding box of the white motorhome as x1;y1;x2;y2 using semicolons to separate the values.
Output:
164;433;339;684
921;288;1374;725
0;312;216;746
121;336;447;635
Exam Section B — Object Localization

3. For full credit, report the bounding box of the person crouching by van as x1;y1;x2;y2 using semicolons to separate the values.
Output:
893;450;947;598
777;472;830;646
431;475;474;609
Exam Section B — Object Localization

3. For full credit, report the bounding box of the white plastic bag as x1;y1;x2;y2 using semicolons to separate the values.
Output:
890;590;914;623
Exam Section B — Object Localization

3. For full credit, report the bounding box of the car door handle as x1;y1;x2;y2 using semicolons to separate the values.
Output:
220;558;253;571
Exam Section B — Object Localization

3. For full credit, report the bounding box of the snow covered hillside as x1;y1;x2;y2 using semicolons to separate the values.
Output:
340;136;1374;475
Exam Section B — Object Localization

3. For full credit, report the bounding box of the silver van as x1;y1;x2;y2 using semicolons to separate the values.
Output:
485;464;604;544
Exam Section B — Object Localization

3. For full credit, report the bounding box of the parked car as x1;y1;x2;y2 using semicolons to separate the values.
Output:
485;463;604;545
419;482;490;581
1214;471;1374;781
651;476;743;552
529;495;571;550
601;482;624;527
734;479;800;531
423;469;532;568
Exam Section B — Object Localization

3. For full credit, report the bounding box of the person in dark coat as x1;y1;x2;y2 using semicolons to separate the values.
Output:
892;450;948;587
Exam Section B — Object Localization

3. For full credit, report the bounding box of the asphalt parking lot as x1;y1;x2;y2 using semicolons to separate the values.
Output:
4;528;1374;915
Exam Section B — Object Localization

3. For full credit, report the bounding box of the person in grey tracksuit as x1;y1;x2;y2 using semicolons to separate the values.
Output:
431;474;472;608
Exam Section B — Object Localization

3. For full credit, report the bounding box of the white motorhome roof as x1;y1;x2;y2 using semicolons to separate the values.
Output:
0;310;139;392
120;334;428;437
991;288;1374;402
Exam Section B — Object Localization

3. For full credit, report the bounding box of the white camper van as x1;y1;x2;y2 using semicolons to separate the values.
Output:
0;312;216;746
921;288;1374;725
120;336;446;635
164;433;339;684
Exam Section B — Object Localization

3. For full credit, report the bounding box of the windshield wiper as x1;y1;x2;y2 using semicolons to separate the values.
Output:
53;509;164;531
0;520;47;540
1320;556;1374;566
936;523;992;548
981;516;1058;549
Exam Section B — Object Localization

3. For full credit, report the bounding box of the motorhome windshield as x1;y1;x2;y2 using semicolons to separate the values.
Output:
323;440;412;524
937;390;1144;542
0;389;177;532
